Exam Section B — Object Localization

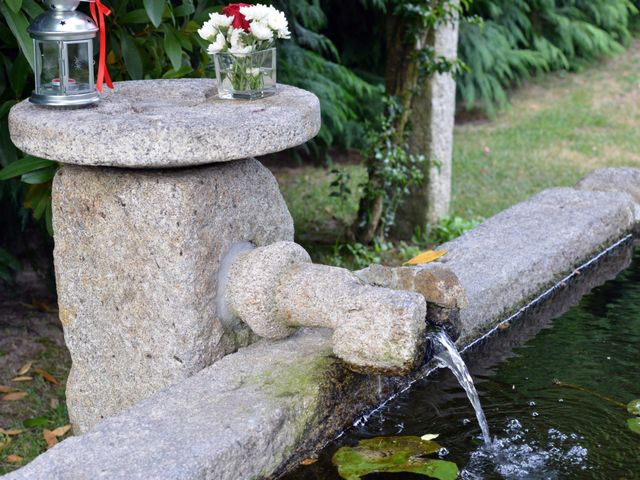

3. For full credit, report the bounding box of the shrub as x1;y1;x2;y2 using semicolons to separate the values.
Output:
458;0;638;115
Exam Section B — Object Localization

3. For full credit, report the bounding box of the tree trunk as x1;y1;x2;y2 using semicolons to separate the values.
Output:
392;16;459;239
353;15;426;244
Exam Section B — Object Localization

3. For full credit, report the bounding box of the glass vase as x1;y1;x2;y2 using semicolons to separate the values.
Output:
213;48;277;100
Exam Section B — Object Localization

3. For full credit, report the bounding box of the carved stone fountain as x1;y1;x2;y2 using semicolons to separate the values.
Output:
9;79;451;433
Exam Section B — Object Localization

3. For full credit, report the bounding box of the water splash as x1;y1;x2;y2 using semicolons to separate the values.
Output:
461;420;588;479
431;330;492;444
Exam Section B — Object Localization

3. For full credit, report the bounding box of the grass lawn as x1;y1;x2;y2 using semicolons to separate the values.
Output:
274;41;640;255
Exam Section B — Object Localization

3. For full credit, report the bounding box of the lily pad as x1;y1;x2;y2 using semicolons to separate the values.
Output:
332;436;459;480
627;399;640;416
628;417;640;435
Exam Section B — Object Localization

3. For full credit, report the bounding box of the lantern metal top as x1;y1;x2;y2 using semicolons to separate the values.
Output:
45;0;82;11
29;2;97;41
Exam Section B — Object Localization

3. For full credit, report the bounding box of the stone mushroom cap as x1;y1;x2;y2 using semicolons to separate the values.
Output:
9;79;321;168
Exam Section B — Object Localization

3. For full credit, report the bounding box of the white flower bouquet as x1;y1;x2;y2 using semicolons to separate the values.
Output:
199;3;291;99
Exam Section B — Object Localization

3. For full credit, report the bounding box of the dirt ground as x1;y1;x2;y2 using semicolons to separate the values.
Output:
0;272;70;473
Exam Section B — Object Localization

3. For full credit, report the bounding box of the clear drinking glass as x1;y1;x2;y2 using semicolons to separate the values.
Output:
213;48;277;100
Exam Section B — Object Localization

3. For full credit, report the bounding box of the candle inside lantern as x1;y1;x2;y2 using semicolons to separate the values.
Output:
51;78;78;91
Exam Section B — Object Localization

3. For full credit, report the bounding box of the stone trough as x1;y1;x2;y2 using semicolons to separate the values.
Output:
4;78;640;479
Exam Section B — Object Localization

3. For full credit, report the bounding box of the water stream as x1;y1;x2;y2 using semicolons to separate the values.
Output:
431;330;492;445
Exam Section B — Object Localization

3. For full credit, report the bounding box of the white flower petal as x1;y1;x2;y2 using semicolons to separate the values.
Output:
250;21;273;41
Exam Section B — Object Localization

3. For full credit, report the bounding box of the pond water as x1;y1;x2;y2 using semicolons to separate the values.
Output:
286;244;640;479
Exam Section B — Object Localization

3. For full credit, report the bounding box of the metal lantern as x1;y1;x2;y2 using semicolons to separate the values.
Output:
28;0;99;107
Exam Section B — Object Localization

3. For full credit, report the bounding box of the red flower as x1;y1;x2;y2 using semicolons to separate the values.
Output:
222;3;253;32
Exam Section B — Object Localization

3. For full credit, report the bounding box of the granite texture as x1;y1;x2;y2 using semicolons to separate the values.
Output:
355;264;467;340
276;262;427;375
2;329;409;480
9;80;321;168
576;167;640;212
418;187;638;344
225;241;310;339
225;241;428;374
53;159;294;433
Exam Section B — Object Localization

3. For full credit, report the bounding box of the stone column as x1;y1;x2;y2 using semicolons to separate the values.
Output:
393;15;460;237
9;79;321;433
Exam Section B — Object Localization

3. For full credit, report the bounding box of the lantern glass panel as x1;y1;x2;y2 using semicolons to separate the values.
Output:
65;41;92;93
36;40;62;95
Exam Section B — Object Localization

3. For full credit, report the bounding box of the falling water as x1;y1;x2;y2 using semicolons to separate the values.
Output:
431;330;492;444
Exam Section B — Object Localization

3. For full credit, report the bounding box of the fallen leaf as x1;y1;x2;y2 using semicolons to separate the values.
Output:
17;361;33;376
43;429;58;449
498;322;511;331
0;386;19;394
628;417;640;435
301;457;317;466
2;392;27;401
0;429;25;436
333;436;458;480
31;300;52;313
420;433;440;441
51;425;71;437
34;369;60;386
404;250;447;266
50;398;59;409
11;376;33;382
6;454;23;463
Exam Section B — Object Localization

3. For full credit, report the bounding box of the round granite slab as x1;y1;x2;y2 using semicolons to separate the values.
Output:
9;79;321;168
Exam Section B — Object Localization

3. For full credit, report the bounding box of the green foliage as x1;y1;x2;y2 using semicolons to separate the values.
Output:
356;97;426;237
0;246;21;283
418;215;482;245
458;0;638;115
274;0;382;150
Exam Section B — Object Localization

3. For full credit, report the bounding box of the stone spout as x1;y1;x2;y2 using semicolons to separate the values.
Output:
220;241;428;375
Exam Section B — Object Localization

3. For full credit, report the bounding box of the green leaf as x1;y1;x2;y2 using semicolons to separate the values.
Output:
627;399;640;416
21;166;57;184
23;417;49;428
627;417;640;435
0;2;35;71
332;436;459;480
118;9;151;24
0;156;55;180
174;1;195;17
20;0;45;20
162;25;183;71
161;64;192;79
5;0;22;14
32;191;49;220
120;34;143;80
9;53;29;97
143;0;166;27
0;247;21;272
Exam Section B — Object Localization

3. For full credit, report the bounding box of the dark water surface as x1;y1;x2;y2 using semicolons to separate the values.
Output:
286;244;640;479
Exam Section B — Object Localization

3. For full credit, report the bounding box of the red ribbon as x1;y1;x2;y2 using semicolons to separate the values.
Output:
90;0;113;93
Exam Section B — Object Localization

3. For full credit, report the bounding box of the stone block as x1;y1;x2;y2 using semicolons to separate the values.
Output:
53;158;293;433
